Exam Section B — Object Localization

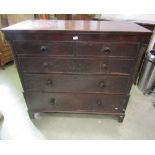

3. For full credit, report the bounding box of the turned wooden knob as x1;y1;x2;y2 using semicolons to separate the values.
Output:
49;98;56;105
43;62;49;68
47;79;53;86
101;64;108;70
40;45;48;52
99;81;105;88
102;47;111;53
97;100;102;106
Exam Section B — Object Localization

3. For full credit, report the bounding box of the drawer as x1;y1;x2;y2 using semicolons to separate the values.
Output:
23;74;131;94
13;41;74;56
19;57;100;73
24;92;129;114
8;31;142;42
77;41;139;58
19;57;135;75
100;59;135;75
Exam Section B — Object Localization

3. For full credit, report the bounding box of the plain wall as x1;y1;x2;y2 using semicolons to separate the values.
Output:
7;14;34;25
100;14;155;22
0;14;34;28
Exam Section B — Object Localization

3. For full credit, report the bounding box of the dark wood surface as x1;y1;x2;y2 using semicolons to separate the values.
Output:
19;57;135;75
77;41;140;58
1;20;151;122
4;31;151;44
24;92;129;114
2;20;151;33
14;40;139;58
13;40;74;56
23;74;131;94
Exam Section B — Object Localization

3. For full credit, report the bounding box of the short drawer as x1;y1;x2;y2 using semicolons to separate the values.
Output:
24;92;129;114
77;41;139;58
23;74;131;94
13;41;74;56
19;57;135;75
100;58;135;75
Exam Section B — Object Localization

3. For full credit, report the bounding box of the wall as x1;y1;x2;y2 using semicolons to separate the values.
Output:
7;14;34;25
100;14;155;23
2;14;155;26
0;14;34;28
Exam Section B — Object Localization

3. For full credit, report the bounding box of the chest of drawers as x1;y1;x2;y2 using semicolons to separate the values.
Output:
2;20;151;122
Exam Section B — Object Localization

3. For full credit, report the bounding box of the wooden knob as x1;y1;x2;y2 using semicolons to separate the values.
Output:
97;100;102;106
40;46;47;52
49;98;55;105
99;81;105;88
102;47;111;53
43;62;49;68
101;64;108;70
43;62;49;67
47;79;53;86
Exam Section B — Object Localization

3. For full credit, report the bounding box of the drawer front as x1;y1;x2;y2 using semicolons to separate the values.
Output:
77;42;139;58
19;57;100;73
100;59;135;75
24;92;129;114
9;31;142;42
14;41;74;56
19;57;135;75
23;74;131;94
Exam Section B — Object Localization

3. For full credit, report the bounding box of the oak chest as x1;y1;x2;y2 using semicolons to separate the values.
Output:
2;20;151;122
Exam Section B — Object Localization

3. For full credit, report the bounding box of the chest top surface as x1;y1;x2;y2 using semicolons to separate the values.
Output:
1;20;151;33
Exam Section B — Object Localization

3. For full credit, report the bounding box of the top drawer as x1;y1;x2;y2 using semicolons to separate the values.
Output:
13;41;74;56
7;31;143;42
77;41;139;58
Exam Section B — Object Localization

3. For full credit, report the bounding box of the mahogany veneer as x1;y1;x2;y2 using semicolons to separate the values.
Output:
1;20;151;122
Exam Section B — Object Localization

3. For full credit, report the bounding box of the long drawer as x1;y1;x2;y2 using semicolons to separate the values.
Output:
19;57;136;75
24;92;129;114
23;74;131;93
8;32;143;42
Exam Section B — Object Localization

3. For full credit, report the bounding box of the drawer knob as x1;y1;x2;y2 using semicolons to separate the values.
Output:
43;62;49;68
101;64;108;70
40;46;47;52
97;100;102;106
99;81;105;88
49;98;56;105
102;47;111;53
47;79;53;86
78;63;82;67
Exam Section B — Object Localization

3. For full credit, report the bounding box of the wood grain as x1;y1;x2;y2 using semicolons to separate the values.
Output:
1;20;151;122
2;20;151;33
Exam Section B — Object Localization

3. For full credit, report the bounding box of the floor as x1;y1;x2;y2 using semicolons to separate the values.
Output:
0;63;155;140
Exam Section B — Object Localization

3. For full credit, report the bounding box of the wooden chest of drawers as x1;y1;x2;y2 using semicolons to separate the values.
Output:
2;20;151;122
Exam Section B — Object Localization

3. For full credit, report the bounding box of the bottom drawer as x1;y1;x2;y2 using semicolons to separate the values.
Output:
24;92;129;114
